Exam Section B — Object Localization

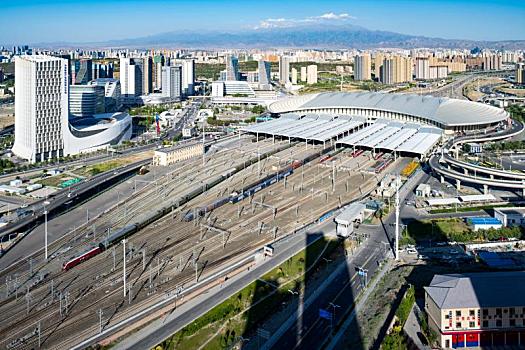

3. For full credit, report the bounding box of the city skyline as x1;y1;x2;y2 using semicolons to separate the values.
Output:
2;0;525;45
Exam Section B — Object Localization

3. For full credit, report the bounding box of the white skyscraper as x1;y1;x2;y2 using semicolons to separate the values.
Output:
415;57;431;80
225;55;239;81
162;65;182;100
258;60;271;90
291;67;298;85
181;59;195;96
13;55;69;162
120;57;143;104
307;65;318;85
279;56;290;84
300;66;307;82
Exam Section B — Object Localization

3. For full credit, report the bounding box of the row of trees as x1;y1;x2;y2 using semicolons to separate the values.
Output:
507;104;525;123
485;140;525;151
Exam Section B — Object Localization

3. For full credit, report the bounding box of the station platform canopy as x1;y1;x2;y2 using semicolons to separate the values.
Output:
241;113;365;142
426;198;461;206
242;114;442;155
459;194;497;203
337;120;442;156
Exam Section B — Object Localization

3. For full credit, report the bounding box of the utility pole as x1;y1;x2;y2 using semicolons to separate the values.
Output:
122;239;127;297
395;175;400;261
50;279;54;303
202;123;205;166
38;321;41;348
332;161;336;192
195;262;198;283
98;309;103;333
44;208;48;260
112;246;116;271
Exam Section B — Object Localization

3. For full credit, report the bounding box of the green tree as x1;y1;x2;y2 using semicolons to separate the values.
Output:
382;331;407;350
251;105;265;114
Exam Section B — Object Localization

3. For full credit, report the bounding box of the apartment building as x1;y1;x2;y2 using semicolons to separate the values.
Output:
354;53;371;81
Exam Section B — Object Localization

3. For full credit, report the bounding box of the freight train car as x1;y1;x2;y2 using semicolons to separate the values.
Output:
101;224;139;249
230;167;293;204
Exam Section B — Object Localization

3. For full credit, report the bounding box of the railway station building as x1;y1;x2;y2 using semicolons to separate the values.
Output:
153;141;204;166
241;92;509;159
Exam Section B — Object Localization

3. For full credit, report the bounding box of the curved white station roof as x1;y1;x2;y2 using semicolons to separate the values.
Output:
268;92;508;127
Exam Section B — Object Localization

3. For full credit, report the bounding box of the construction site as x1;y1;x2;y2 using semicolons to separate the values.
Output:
0;131;414;349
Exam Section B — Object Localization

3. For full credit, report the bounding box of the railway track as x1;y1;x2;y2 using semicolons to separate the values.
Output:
0;146;397;349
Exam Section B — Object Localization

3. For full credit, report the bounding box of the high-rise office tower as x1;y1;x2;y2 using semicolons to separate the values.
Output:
415;57;431;80
153;55;165;91
59;54;72;85
517;63;525;85
138;56;152;94
307;65;318;85
225;55;239;81
162;65;182;100
88;78;122;112
354;54;371;81
92;62;113;80
120;57;143;104
279;56;290;84
181;59;195;96
69;85;105;117
120;57;135;100
258;60;271;89
71;59;93;85
13;55;69;162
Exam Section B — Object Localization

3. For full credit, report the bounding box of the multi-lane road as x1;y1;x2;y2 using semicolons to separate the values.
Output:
260;168;428;350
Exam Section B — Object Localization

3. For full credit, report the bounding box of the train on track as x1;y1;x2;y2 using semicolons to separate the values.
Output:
183;149;333;222
61;144;334;271
62;224;137;270
351;149;364;158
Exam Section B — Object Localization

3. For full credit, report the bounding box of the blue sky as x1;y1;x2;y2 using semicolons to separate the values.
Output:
1;0;524;45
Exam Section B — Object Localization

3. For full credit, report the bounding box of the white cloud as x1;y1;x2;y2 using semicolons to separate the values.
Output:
316;12;355;20
254;12;355;30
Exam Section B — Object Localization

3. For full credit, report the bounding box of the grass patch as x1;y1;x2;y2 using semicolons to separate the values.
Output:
427;203;519;214
407;218;523;243
35;173;77;187
73;159;129;177
157;237;340;350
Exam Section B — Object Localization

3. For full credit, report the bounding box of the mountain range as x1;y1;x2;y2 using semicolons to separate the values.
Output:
43;23;525;50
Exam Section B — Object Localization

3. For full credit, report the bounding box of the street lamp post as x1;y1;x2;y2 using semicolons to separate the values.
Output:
329;302;340;335
44;201;50;260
